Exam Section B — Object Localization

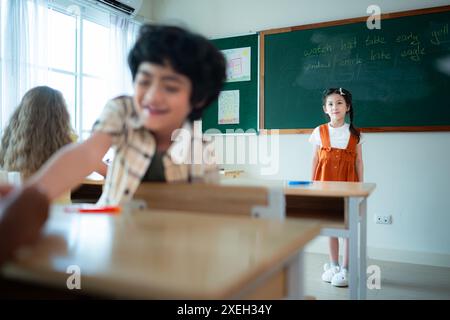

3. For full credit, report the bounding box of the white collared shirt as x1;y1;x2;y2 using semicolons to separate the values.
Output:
309;123;364;149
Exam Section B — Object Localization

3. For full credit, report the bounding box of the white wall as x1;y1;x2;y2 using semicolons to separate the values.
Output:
150;0;450;267
136;0;153;23
151;0;450;38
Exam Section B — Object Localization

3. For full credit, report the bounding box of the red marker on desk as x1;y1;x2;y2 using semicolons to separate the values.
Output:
64;205;121;215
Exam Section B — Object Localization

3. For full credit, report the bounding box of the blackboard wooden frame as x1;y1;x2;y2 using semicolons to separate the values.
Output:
260;5;450;134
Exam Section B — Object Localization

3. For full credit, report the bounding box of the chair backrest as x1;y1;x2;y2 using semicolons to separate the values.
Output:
133;183;285;220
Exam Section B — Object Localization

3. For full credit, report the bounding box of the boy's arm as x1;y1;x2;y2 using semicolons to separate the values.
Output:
311;145;320;180
95;161;109;177
27;132;112;201
355;144;364;182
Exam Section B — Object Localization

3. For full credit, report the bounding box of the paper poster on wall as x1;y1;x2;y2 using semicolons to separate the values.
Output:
218;90;240;124
222;47;251;82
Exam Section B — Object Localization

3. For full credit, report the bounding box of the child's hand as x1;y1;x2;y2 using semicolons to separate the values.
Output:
0;184;14;197
0;186;50;262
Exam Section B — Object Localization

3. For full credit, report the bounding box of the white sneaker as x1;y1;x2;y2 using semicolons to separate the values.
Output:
331;268;348;287
321;263;340;283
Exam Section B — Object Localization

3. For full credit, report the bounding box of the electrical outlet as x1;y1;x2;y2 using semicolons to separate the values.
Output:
375;215;392;225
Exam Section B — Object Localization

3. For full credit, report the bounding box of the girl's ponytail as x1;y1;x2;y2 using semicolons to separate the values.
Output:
348;106;360;143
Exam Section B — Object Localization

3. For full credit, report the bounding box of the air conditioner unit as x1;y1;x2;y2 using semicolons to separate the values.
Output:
96;0;142;16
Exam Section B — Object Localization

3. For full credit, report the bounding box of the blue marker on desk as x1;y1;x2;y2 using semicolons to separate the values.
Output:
288;180;312;186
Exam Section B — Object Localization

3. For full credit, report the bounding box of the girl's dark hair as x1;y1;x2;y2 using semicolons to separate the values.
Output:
322;88;360;142
128;24;226;121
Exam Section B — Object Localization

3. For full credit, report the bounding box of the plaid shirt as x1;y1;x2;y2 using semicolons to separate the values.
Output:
93;96;219;205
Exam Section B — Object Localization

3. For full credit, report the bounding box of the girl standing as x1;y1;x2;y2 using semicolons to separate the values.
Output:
309;87;364;287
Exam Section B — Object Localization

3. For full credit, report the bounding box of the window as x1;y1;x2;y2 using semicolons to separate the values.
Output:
46;7;112;139
47;9;77;129
0;0;139;137
81;19;110;138
0;0;7;128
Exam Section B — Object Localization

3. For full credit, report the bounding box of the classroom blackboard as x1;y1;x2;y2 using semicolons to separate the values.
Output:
202;34;258;134
262;6;450;132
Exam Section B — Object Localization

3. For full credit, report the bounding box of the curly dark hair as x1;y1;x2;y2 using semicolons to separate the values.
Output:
322;87;360;142
128;24;226;121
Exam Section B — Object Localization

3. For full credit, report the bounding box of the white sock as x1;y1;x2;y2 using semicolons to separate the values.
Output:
330;261;339;268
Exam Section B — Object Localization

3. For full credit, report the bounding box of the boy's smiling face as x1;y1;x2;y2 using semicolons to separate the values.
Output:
133;62;192;136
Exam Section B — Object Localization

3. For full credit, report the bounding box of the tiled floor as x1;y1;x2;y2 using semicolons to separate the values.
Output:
304;252;450;300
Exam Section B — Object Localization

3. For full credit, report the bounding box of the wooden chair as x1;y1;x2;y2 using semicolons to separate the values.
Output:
133;182;285;220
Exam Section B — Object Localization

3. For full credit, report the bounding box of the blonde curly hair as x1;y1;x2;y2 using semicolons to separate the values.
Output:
0;86;73;179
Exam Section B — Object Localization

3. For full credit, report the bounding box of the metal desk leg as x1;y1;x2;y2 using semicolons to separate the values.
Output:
287;250;304;299
348;197;359;300
359;198;367;300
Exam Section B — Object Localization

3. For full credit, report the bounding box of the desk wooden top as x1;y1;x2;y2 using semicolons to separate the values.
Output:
2;206;321;299
221;178;376;198
81;174;375;197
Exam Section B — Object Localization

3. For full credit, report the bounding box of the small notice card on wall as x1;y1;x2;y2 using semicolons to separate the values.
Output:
218;90;240;124
222;47;251;82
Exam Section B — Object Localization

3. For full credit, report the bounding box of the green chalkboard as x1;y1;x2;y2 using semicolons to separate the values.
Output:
262;6;450;131
202;34;258;134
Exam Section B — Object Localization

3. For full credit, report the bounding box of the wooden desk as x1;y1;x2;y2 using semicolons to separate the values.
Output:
1;206;321;299
221;178;376;300
134;182;287;220
71;173;104;203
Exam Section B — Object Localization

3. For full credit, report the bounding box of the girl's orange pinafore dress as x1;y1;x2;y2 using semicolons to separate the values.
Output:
313;124;359;182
